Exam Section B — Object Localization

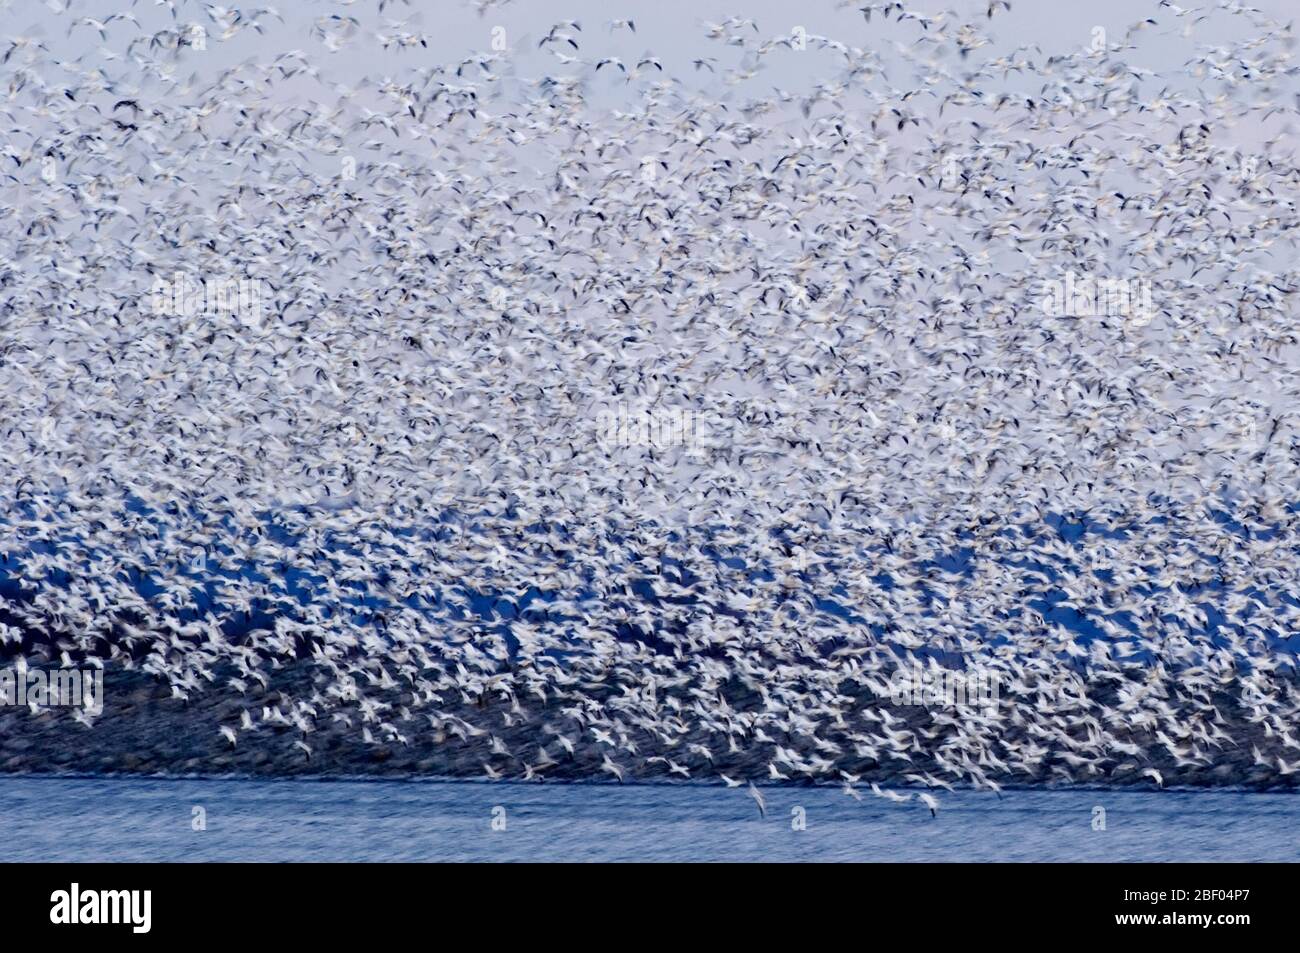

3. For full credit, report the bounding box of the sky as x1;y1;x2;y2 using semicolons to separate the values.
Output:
6;0;1298;99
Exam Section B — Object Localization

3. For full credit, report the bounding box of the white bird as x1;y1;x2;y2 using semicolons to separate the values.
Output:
871;783;913;804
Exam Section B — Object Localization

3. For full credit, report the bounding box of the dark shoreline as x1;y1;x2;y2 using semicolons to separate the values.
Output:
4;661;1299;792
3;770;1298;795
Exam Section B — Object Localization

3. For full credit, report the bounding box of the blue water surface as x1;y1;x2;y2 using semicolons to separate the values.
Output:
3;776;1297;862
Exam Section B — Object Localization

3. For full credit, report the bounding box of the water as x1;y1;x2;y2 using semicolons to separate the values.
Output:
3;776;1298;861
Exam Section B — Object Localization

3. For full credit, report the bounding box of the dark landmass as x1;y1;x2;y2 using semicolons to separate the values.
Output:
2;661;1298;791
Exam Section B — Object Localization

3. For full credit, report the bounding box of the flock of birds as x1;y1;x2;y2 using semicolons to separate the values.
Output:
2;0;1300;818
